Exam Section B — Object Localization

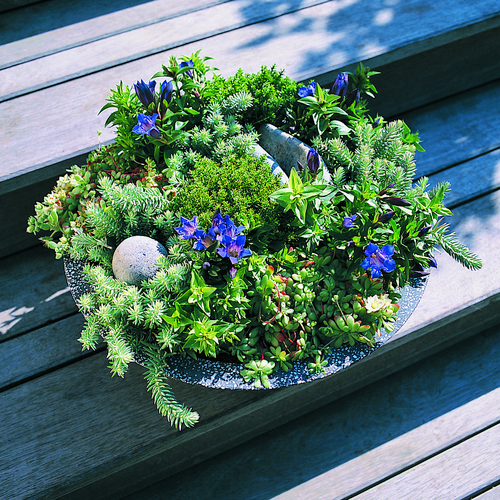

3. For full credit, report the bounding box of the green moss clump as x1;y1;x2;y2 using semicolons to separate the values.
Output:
203;65;298;127
170;154;289;243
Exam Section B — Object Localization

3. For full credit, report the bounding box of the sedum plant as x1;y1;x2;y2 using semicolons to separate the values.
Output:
28;53;481;430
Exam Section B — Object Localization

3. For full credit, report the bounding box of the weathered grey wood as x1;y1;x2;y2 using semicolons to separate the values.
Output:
351;424;500;500
0;353;263;500
0;0;223;66
426;148;500;208
404;79;500;178
0;313;88;390
0;245;78;340
474;485;500;499
2;186;499;499
0;0;42;14
2;1;500;195
0;0;322;70
362;21;500;120
124;326;500;500
0;0;327;99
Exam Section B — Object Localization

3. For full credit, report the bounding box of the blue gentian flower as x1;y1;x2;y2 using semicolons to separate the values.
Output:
180;59;194;78
379;183;395;196
134;80;156;108
132;113;161;138
361;243;396;278
307;148;320;174
229;267;237;279
298;82;317;98
175;216;204;240
384;196;412;207
331;73;349;98
378;211;396;224
429;256;438;268
219;219;246;238
194;228;217;250
159;80;174;118
218;234;251;264
343;214;358;228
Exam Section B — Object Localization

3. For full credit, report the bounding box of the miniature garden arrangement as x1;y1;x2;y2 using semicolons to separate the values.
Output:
27;52;482;430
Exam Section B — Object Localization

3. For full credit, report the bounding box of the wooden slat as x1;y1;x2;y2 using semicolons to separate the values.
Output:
119;325;500;500
0;353;262;499
0;245;77;341
2;1;500;194
2;184;500;499
0;0;327;100
351;424;500;500
426;148;500;208
0;0;224;68
474;485;500;499
0;313;87;390
404;79;500;177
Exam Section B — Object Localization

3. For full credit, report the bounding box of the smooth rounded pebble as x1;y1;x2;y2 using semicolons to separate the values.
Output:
112;236;167;285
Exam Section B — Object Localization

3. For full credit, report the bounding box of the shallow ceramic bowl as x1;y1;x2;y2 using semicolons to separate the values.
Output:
64;257;427;390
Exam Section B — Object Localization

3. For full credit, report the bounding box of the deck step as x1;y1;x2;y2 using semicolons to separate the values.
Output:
122;325;500;500
2;77;500;497
1;1;500;258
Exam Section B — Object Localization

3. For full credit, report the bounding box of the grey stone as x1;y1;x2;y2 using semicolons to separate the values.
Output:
112;236;167;285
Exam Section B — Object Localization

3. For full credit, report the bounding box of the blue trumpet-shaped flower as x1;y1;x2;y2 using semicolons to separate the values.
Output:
175;216;204;240
218;234;252;264
132;113;161;138
134;79;156;108
180;59;194;78
361;243;396;278
193;228;217;250
378;211;396;224
298;82;317;98
342;214;358;229
331;73;349;98
383;196;412;207
159;80;174;118
307;148;320;174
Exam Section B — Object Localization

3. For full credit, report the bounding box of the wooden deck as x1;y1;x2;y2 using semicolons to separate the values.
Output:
1;1;500;498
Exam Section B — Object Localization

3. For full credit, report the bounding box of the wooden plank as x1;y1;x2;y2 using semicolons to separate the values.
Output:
426;148;500;209
2;186;499;499
0;0;327;98
123;326;500;500
0;245;78;341
0;313;88;390
0;352;262;499
474;485;500;499
0;0;42;14
404;79;500;178
2;1;500;193
0;0;224;67
351;424;500;500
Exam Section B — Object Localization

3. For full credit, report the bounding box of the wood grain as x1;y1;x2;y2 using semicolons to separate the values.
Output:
2;0;500;191
0;0;224;68
0;245;78;340
118;325;500;500
404;79;500;177
351;423;500;500
0;0;327;99
0;352;262;500
0;313;87;390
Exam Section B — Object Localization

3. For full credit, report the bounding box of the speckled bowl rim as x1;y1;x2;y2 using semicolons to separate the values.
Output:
64;257;427;390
